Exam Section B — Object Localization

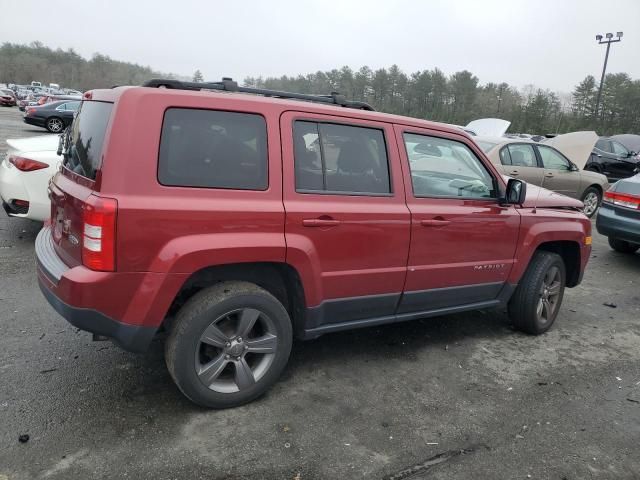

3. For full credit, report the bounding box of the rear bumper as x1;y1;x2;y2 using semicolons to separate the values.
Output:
35;227;183;353
596;203;640;244
38;277;156;353
23;116;45;128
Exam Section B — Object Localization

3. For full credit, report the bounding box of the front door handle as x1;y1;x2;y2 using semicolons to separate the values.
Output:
544;172;554;178
421;219;451;227
303;218;341;227
508;170;520;176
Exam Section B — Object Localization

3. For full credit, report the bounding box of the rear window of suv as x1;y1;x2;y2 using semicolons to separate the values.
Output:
158;108;268;190
65;101;113;180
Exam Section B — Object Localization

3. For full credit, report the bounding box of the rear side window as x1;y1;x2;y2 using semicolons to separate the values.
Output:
65;101;113;180
158;108;268;190
293;121;390;195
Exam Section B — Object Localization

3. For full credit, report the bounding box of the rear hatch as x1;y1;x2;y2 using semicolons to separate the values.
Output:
50;100;113;268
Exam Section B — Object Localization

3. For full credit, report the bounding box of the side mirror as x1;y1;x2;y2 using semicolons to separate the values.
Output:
503;178;527;205
569;162;579;172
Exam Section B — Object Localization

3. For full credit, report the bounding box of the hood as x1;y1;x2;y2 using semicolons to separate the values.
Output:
502;176;583;209
465;118;511;137
543;131;597;169
6;135;60;153
522;183;584;209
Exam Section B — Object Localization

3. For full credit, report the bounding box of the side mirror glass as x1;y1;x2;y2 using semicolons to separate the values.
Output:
505;178;527;205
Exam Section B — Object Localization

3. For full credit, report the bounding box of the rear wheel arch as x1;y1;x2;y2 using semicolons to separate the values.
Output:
164;262;307;338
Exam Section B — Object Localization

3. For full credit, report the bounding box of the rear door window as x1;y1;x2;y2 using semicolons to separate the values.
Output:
506;144;538;167
65;101;113;180
595;139;612;153
293;121;391;195
158;108;268;190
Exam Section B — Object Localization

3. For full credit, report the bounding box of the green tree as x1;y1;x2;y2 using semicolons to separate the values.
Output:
192;69;204;82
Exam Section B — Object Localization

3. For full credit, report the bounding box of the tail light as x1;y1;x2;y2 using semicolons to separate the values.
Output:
603;191;640;210
9;155;49;171
82;195;117;271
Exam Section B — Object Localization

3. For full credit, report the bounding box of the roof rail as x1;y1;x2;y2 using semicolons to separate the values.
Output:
142;77;376;111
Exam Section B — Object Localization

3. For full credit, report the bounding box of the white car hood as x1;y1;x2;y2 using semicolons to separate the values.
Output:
465;118;511;137
543;131;598;169
7;135;60;153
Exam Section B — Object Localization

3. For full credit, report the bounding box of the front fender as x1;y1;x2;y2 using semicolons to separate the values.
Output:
509;211;590;284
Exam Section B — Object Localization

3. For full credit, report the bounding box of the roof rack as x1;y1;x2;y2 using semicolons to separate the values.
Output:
142;77;376;111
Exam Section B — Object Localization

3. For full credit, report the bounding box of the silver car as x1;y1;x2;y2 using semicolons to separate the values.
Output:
475;135;609;217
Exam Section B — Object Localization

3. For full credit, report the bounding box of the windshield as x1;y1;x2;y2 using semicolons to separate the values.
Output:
63;101;113;180
475;140;498;153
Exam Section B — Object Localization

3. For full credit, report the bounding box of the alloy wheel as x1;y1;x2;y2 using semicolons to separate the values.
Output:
582;192;599;216
195;308;278;393
536;266;562;325
47;118;63;133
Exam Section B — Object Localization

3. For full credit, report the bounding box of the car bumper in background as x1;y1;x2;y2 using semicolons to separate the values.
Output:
596;203;640;244
0;157;52;221
23;116;45;128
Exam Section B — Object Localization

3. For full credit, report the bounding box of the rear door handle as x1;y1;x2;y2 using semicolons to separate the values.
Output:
544;172;554;178
303;218;341;227
508;170;520;176
421;219;451;227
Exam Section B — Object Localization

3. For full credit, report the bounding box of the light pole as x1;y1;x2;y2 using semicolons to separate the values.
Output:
594;32;623;119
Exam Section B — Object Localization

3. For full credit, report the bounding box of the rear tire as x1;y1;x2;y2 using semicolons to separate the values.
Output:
581;186;601;218
508;251;566;335
608;237;639;254
165;281;292;408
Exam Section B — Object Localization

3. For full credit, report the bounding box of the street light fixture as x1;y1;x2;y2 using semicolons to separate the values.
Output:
594;31;623;119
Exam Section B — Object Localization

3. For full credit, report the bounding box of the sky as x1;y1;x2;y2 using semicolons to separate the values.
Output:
3;0;639;93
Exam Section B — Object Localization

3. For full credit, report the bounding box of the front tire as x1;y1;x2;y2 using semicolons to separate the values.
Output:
165;281;293;408
581;186;602;218
608;237;639;254
508;251;566;335
45;117;64;133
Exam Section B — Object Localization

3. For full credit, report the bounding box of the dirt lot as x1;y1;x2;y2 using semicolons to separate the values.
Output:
0;106;638;479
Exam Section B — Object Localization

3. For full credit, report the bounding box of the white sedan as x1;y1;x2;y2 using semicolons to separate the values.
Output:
0;135;60;222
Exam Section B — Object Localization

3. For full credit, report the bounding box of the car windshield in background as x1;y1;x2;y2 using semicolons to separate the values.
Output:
64;101;113;180
475;140;498;153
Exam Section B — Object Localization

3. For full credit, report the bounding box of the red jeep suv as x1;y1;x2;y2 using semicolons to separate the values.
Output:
37;79;592;408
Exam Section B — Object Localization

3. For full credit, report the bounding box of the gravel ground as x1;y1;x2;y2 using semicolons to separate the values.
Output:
0;106;638;479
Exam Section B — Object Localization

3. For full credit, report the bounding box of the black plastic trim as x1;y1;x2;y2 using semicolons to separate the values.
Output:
397;282;504;313
302;283;516;340
38;277;156;353
304;292;400;329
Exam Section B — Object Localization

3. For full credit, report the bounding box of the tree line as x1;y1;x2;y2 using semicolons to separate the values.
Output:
0;42;180;91
1;42;637;135
245;66;640;136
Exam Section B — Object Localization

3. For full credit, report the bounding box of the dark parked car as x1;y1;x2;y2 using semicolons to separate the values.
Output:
0;89;17;107
596;173;640;254
585;137;640;182
23;100;81;133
